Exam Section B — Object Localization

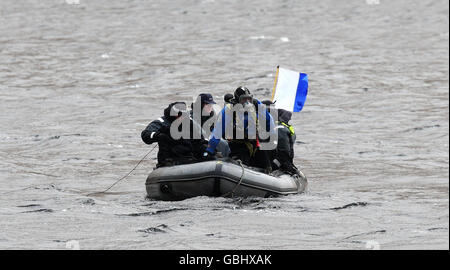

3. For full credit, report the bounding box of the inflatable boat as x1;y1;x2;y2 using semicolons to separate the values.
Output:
145;159;307;201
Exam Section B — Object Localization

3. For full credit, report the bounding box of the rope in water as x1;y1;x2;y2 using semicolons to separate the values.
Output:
87;144;157;196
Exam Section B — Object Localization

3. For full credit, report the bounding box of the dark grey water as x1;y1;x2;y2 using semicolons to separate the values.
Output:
0;0;448;249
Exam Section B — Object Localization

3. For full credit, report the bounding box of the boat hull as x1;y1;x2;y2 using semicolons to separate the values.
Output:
145;160;307;201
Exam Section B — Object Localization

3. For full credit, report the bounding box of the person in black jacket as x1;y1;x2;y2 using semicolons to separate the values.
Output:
141;102;196;167
262;100;300;176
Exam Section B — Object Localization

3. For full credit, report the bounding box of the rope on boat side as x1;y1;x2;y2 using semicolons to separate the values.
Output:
223;160;245;198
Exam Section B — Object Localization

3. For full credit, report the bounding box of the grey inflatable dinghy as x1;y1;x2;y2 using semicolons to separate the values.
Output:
146;159;307;201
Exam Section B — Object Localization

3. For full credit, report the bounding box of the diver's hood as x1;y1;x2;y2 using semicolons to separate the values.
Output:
278;109;292;124
164;102;187;121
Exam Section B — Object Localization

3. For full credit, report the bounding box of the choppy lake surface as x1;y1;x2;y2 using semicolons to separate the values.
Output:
0;0;448;249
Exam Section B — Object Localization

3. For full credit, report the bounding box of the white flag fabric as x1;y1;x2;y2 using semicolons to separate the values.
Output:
271;66;308;112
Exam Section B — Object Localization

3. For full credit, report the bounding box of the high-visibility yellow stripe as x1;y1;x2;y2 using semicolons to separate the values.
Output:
280;122;295;135
271;66;280;101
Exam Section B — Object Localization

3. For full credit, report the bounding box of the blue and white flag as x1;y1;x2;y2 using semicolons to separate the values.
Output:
271;66;308;112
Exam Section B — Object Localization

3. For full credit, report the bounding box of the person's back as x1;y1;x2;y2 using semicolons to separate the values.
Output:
274;110;297;173
141;102;195;167
262;100;299;176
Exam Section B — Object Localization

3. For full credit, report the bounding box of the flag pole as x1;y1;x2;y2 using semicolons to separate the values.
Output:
271;65;280;102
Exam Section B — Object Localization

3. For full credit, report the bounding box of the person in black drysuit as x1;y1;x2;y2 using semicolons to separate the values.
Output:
141;102;196;167
262;100;301;176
